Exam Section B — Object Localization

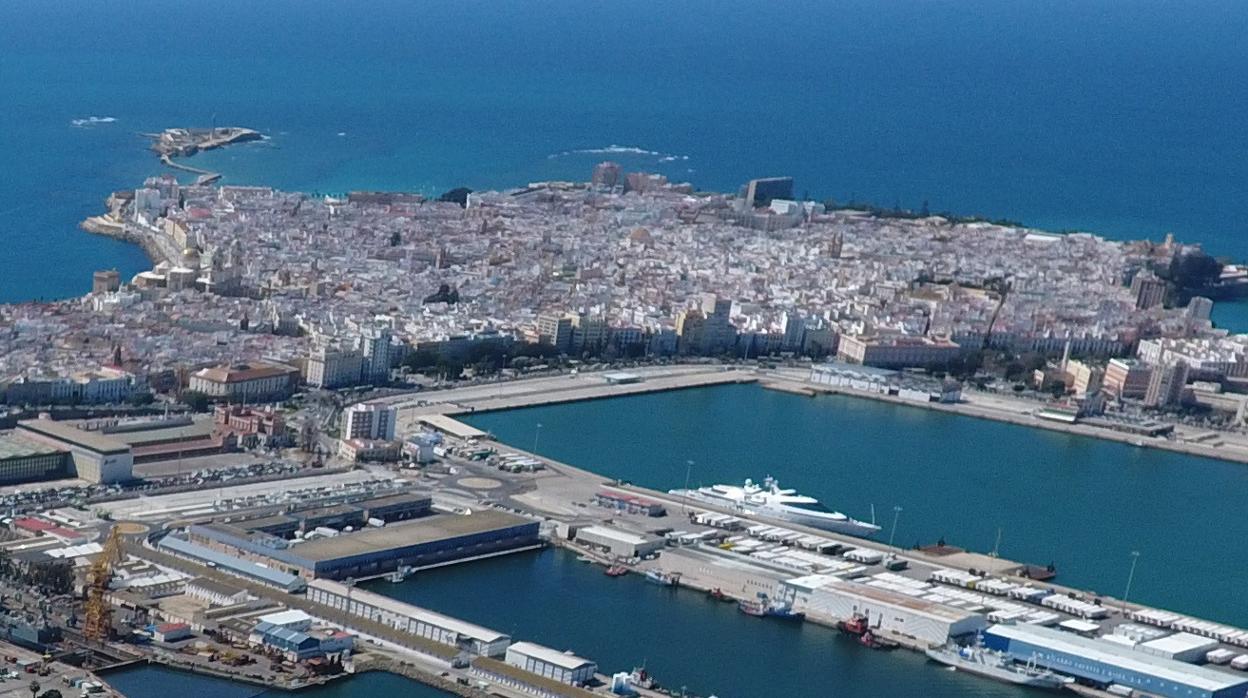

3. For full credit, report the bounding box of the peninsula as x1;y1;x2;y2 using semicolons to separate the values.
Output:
142;126;263;184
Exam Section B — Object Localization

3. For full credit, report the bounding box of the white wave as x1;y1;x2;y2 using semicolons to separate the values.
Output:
337;131;347;137
70;116;117;128
548;144;687;160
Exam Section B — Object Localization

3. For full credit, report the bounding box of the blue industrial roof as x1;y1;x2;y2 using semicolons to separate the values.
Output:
157;535;304;590
253;621;316;649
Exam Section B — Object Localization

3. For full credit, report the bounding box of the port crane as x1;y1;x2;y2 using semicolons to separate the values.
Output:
82;526;122;642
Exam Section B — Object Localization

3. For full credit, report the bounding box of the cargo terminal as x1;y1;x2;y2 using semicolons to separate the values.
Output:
187;508;541;580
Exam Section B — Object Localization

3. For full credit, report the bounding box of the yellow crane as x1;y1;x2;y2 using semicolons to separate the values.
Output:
82;526;122;642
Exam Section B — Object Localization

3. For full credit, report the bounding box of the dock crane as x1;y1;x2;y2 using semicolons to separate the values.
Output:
82;526;123;642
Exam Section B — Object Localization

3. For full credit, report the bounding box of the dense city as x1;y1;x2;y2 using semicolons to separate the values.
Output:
2;152;1248;698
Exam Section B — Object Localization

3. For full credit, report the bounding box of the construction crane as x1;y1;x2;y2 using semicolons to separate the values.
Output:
82;526;123;642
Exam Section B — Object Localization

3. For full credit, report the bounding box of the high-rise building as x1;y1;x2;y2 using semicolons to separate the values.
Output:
306;346;365;389
1131;273;1166;310
591;161;621;189
781;312;807;352
342;403;397;441
92;269;121;295
1103;358;1153;400
572;315;610;355
360;326;395;384
1144;361;1190;408
743;177;794;209
536;314;575;354
1185;296;1214;321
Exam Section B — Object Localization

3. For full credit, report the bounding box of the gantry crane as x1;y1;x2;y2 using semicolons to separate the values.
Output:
82;526;123;642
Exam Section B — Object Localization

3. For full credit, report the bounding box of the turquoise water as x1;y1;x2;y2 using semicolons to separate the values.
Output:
463;384;1248;626
103;665;447;698
371;547;1022;698
3;0;1248;303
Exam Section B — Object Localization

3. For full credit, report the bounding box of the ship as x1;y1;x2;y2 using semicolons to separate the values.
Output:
738;598;805;621
643;569;678;586
925;643;1073;690
669;476;880;538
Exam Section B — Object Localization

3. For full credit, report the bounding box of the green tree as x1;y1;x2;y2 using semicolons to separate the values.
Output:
180;390;211;412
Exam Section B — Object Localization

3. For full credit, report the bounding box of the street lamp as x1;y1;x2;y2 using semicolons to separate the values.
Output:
681;460;694;515
1123;551;1141;604
888;506;903;549
532;423;543;453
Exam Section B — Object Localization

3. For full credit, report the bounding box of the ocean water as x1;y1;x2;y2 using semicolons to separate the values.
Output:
464;384;1248;627
3;0;1248;303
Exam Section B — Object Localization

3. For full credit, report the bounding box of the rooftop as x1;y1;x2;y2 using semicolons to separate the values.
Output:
291;509;532;562
16;419;129;454
308;578;508;643
0;433;60;460
507;641;596;670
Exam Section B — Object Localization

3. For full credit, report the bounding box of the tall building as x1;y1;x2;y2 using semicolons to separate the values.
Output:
572;315;609;355
536;314;575;354
698;295;737;355
674;309;705;355
781;312;807;352
360;326;395;384
591;161;621;189
1131;273;1166;310
1144;361;1190;408
92;269;121;295
743;177;794;209
1102;358;1153;400
306;346;365;389
1185;296;1214;321
342;403;397;441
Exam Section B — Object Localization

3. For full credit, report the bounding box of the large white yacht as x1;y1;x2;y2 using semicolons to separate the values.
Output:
669;476;881;538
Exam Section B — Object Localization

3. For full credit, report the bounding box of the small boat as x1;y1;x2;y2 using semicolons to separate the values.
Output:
858;631;900;650
604;565;629;577
738;598;804;620
737;599;767;617
707;588;733;602
837;614;870;636
644;569;678;586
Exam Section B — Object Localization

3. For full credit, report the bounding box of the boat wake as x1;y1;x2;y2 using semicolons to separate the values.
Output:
548;144;689;162
70;116;117;128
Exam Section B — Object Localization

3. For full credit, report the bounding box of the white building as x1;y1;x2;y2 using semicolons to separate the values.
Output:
306;578;510;657
505;641;598;685
779;574;987;646
342;403;397;441
306;346;365;389
574;526;664;559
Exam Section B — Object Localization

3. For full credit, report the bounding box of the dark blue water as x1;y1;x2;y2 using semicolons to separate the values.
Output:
464;384;1248;627
4;0;1248;302
104;664;447;698
373;548;1022;698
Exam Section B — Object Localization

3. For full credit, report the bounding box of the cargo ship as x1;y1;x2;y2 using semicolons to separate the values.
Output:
669;476;880;537
925;643;1072;689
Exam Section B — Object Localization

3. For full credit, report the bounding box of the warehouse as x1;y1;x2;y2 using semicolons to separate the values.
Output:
780;574;987;646
15;419;132;483
192;510;540;580
505;641;597;685
307;578;510;657
0;433;70;485
983;623;1248;698
156;534;306;592
574;526;664;559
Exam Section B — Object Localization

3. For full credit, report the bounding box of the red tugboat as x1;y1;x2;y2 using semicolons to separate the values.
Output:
604;565;629;577
858;630;900;651
837;613;870;636
708;588;733;602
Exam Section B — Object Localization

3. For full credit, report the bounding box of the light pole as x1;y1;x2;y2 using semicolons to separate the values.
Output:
532;423;543;453
681;460;694;515
888;506;903;549
1123;551;1141;604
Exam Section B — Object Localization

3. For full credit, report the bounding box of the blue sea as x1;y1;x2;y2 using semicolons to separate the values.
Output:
2;0;1247;306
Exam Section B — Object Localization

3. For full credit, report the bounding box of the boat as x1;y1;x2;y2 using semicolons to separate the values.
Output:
707;588;733;602
668;476;881;537
837;614;870;636
925;643;1073;690
644;569;678;586
605;564;629;577
858;631;900;650
737;599;767;617
738;596;805;620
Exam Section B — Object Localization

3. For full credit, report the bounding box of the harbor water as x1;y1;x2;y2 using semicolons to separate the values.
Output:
463;384;1248;627
370;547;1024;698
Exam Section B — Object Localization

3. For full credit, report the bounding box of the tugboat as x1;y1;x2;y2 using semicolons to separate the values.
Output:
738;595;805;620
604;564;629;577
837;613;870;636
858;630;900;650
707;588;733;602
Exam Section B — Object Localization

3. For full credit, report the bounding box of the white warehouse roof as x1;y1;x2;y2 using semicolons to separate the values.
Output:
507;641;596;671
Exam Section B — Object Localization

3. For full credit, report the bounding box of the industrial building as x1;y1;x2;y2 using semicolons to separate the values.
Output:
505;641;597;685
593;491;666;517
191;509;540;580
780;574;987;646
156;534;306;592
0;433;70;485
574;526;664;559
983;623;1248;698
15;418;133;483
307;578;510;657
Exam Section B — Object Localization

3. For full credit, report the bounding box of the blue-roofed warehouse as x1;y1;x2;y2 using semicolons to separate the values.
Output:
983;624;1248;698
157;534;306;592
